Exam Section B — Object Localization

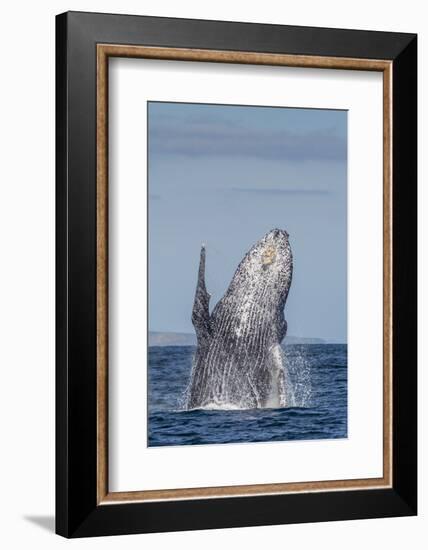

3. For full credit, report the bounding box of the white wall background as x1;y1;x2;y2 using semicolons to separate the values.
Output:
0;1;424;548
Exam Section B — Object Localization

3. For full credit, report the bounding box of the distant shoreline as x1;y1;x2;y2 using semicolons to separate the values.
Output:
149;331;346;347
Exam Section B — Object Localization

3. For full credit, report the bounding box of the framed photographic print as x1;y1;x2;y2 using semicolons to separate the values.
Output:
56;11;417;538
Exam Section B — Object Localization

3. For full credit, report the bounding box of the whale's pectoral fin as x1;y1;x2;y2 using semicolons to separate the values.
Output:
192;245;212;343
281;318;288;341
277;314;287;344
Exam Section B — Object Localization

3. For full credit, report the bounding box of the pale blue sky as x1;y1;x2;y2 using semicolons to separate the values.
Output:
148;102;347;342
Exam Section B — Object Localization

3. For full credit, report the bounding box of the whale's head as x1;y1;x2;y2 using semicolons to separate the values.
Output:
229;228;293;307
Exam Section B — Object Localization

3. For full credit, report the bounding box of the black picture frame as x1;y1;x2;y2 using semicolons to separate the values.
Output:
56;11;417;538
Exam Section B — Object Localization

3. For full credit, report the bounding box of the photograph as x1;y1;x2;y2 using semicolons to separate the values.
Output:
50;8;417;538
147;101;348;447
0;0;421;545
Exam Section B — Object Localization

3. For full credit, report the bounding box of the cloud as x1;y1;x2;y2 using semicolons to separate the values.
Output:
149;118;346;162
231;187;331;196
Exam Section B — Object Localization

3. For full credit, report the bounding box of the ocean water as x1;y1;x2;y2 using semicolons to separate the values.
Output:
148;344;347;447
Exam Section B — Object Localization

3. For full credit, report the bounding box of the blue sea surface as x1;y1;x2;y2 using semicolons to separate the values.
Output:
148;344;347;447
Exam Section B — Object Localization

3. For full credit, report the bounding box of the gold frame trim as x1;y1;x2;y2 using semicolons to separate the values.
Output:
96;44;393;505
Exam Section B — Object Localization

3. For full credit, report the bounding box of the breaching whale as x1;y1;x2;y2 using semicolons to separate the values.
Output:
186;228;294;410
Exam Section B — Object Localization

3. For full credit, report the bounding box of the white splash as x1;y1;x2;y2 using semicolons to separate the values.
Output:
271;344;296;408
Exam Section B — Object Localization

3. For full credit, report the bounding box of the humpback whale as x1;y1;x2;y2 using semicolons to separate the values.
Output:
186;228;294;410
